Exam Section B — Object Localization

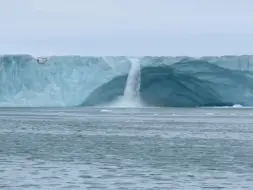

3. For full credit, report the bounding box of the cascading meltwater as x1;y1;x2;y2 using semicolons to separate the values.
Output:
110;58;144;107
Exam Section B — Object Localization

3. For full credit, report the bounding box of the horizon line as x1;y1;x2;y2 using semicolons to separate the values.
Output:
1;53;253;58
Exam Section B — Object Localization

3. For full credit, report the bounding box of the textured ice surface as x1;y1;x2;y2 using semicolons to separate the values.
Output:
0;55;131;106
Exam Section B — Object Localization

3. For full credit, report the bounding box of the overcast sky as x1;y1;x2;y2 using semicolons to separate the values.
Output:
1;0;253;56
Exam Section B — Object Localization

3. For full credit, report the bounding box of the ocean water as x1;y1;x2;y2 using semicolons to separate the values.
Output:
0;107;253;189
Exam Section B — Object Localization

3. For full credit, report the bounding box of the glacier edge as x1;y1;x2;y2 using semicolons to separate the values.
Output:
1;54;253;107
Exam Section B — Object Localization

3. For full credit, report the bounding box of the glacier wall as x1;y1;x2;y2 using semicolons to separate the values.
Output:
1;54;253;107
0;55;131;106
82;60;253;107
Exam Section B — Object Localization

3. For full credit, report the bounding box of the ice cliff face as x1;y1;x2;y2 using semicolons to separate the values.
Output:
82;60;253;107
1;54;253;107
0;55;130;106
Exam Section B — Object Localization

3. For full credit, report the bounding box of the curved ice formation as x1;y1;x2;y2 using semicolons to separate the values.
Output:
1;54;253;107
82;60;253;107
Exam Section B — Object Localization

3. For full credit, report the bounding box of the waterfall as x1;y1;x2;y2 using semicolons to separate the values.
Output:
123;58;141;102
110;58;143;107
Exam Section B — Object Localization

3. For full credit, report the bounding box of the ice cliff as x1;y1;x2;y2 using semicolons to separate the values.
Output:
1;54;253;107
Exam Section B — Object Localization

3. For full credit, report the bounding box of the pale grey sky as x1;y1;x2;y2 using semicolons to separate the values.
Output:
1;0;253;56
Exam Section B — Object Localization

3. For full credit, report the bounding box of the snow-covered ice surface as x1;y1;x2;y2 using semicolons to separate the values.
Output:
0;107;253;189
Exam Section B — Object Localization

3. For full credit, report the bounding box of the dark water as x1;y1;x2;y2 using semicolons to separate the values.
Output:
0;107;253;189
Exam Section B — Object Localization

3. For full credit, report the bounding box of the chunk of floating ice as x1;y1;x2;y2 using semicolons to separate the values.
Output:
232;104;243;108
100;109;112;112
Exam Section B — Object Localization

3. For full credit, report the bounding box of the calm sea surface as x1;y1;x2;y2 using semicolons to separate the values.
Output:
0;107;253;189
